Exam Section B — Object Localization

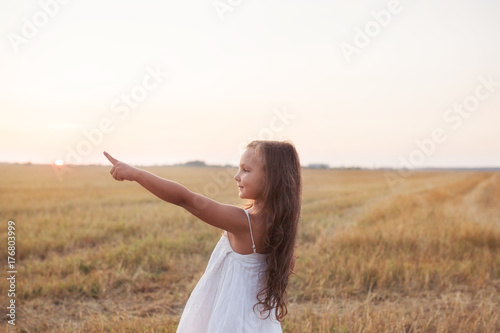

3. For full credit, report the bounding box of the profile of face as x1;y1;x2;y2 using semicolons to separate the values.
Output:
234;148;265;200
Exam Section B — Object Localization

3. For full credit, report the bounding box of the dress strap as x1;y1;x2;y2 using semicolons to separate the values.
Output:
244;209;257;254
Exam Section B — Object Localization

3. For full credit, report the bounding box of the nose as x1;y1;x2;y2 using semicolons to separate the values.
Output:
234;172;240;182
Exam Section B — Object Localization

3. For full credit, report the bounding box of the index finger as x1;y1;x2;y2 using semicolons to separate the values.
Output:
103;151;119;165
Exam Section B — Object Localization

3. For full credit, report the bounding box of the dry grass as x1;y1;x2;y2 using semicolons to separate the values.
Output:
0;164;499;332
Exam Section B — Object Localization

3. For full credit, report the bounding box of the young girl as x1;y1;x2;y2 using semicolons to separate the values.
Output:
104;140;302;332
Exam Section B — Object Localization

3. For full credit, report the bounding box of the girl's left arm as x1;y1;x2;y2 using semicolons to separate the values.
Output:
104;152;249;234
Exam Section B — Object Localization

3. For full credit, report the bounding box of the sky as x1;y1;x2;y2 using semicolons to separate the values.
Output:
1;0;499;168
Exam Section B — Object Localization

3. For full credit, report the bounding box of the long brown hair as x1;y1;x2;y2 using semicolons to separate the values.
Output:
244;140;302;321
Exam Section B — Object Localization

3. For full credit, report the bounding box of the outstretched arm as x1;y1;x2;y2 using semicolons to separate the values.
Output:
105;151;190;205
103;151;249;234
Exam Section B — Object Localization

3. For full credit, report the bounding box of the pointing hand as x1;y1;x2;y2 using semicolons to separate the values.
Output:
104;151;138;181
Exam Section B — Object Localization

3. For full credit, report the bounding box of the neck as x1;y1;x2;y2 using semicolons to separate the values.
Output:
250;199;265;215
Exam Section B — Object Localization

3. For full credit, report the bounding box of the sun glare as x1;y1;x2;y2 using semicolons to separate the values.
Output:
54;159;64;166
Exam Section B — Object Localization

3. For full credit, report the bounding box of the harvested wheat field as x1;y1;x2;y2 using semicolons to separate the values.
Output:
1;164;499;332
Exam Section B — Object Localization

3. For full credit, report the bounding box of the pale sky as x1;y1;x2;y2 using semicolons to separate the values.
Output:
1;0;499;168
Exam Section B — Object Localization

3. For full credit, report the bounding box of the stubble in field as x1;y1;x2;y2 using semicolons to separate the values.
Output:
0;165;499;332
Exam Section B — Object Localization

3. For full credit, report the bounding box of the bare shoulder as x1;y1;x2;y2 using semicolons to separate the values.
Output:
229;209;265;254
246;209;266;233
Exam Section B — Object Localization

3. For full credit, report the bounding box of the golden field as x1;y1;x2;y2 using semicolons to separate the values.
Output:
1;164;499;332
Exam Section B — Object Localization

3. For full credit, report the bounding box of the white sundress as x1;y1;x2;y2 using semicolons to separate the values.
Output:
176;209;282;333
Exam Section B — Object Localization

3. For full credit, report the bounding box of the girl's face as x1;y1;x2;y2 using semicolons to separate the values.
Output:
234;148;265;200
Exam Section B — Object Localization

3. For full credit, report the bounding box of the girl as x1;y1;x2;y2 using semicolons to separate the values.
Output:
104;140;302;332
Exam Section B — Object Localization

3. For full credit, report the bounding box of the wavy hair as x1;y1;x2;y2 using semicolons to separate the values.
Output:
243;140;302;321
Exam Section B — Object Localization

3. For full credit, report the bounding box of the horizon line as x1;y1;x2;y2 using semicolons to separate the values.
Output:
2;161;500;171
